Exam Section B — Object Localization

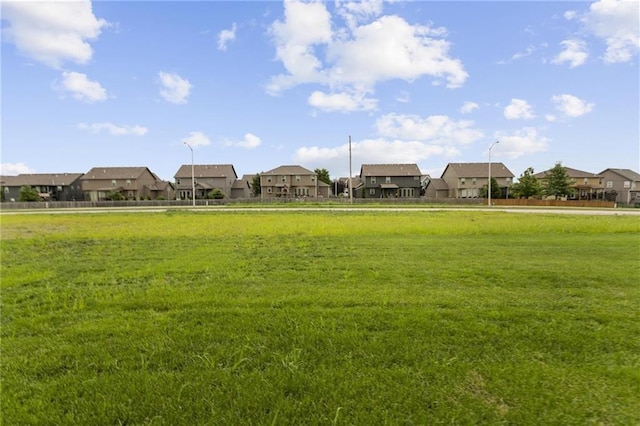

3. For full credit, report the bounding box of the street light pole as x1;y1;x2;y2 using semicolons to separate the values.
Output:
184;141;196;207
488;141;499;207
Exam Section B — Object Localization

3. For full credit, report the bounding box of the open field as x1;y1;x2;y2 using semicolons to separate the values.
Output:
1;211;639;424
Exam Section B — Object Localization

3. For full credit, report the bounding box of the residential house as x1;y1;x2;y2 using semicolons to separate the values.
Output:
81;167;169;201
231;174;256;199
174;164;238;200
260;165;330;198
533;166;604;200
356;164;422;198
598;168;640;204
441;163;514;198
424;178;449;200
1;173;84;201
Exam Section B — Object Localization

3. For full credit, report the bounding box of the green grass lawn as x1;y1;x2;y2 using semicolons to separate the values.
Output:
1;211;639;424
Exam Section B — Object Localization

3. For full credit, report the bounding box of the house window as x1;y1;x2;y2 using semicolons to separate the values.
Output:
606;181;613;188
57;186;62;191
267;177;272;183
267;187;272;193
472;178;477;185
460;178;466;185
311;176;315;182
506;177;512;184
371;177;376;184
385;177;391;183
282;176;287;182
176;178;181;185
3;187;8;193
111;180;117;186
369;189;376;195
624;181;631;188
295;175;301;182
126;179;131;185
414;176;419;181
584;178;589;184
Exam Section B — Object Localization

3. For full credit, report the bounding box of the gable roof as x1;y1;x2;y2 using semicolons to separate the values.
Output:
82;167;154;180
533;166;600;179
426;178;449;190
262;165;315;175
174;164;237;179
599;168;640;181
0;173;83;187
360;164;421;177
442;163;514;178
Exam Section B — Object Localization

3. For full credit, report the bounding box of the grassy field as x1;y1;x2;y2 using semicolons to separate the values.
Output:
1;210;639;425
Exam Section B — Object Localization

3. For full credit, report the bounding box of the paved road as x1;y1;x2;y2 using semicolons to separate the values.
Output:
2;206;639;216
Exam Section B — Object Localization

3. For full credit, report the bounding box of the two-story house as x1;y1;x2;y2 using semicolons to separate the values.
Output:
81;167;168;201
441;163;514;198
356;164;422;198
598;168;640;204
174;164;238;200
533;166;604;200
1;173;84;201
260;165;329;198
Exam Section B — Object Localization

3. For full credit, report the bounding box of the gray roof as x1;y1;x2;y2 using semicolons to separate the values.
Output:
82;167;153;180
360;164;421;177
231;179;249;189
174;164;237;179
426;178;449;190
533;166;600;179
599;168;640;181
442;163;514;178
1;173;84;187
262;165;315;175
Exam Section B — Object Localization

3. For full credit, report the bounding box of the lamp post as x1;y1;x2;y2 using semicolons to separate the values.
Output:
488;141;499;207
184;141;196;207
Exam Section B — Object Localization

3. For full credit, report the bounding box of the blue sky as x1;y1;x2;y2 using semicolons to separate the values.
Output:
2;0;638;181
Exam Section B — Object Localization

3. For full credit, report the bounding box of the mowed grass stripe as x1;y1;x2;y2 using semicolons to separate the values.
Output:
1;211;639;424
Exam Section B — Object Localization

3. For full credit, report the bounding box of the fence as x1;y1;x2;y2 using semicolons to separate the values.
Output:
491;199;616;208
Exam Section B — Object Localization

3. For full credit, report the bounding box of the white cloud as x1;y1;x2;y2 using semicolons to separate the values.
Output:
395;91;410;103
551;94;594;117
56;71;107;102
582;0;640;63
0;162;35;175
552;39;589;68
267;2;467;99
545;114;557;122
564;10;578;20
460;101;479;114
226;133;262;149
182;131;211;148
308;90;377;112
158;72;192;104
494;128;549;159
375;113;484;145
217;23;237;51
77;122;148;136
504;98;535;120
1;0;108;68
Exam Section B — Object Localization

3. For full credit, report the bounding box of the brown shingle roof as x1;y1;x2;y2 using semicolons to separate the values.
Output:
442;163;514;178
174;164;237;179
360;164;422;177
599;168;640;181
426;178;449;190
82;167;151;180
263;165;315;175
0;173;83;186
533;166;600;179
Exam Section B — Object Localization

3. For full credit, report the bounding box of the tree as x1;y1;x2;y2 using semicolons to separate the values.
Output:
251;174;261;197
543;162;575;199
314;168;331;185
479;178;501;199
206;188;225;199
19;185;40;202
511;167;542;198
106;190;125;201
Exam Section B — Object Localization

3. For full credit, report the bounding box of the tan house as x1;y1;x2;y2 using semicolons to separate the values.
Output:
598;168;640;204
441;163;514;198
533;166;604;200
356;164;422;198
424;178;449;200
1;173;84;201
81;167;169;201
231;174;256;199
260;165;329;198
174;164;238;200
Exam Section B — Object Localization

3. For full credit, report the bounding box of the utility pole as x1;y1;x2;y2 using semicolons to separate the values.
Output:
348;135;353;204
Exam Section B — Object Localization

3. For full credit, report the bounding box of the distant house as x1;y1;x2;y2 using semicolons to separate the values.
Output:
231;174;256;199
174;164;238;200
81;167;169;201
1;173;84;201
441;163;514;198
533;166;604;200
356;164;422;198
424;178;449;200
260;165;330;198
598;168;640;204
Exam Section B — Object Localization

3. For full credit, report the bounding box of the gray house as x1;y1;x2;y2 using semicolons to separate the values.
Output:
599;168;640;204
81;167;170;201
424;178;449;200
441;163;514;198
357;164;422;198
1;173;84;201
174;164;238;200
